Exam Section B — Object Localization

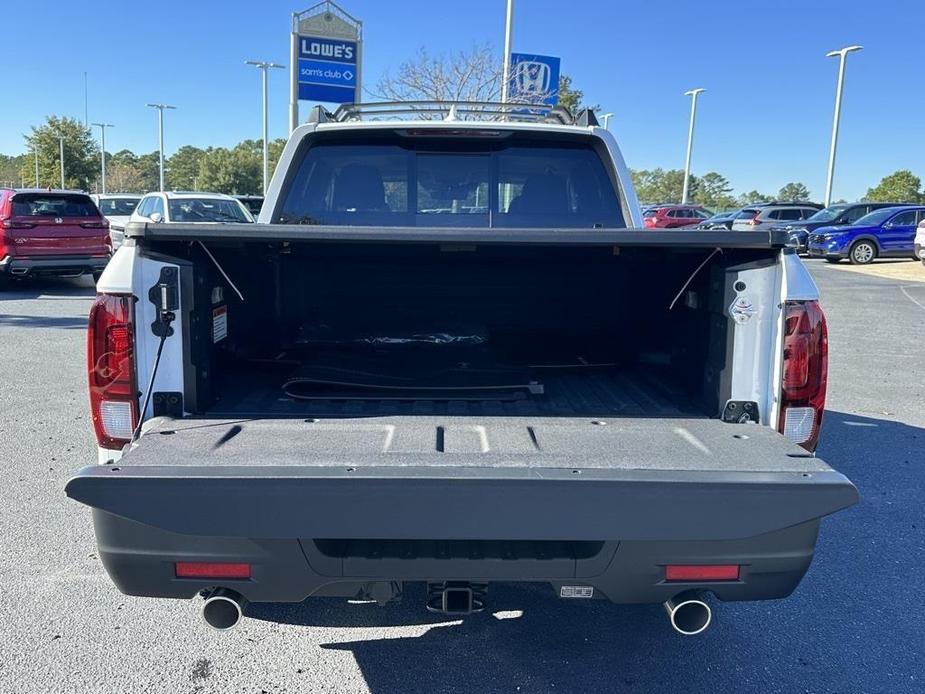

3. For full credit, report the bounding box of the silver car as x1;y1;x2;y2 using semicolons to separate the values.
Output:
91;194;142;249
731;204;820;232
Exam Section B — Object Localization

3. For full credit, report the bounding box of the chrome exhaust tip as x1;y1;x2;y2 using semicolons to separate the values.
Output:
201;588;248;631
664;591;712;636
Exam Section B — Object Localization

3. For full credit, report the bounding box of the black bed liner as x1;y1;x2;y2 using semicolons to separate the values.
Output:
126;416;826;472
126;221;790;248
206;364;703;419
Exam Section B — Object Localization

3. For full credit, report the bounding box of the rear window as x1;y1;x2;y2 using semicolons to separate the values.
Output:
643;209;657;217
169;198;252;223
11;194;98;218
735;208;759;219
276;133;625;229
97;197;140;216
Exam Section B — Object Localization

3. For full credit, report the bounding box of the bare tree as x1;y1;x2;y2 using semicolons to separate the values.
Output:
374;44;503;103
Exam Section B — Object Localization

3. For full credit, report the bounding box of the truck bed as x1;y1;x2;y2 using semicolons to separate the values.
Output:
206;363;706;419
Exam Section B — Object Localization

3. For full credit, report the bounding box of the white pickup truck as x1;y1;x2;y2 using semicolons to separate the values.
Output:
67;102;856;636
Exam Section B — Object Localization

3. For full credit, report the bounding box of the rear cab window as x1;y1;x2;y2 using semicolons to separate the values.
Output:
11;193;99;218
275;130;626;229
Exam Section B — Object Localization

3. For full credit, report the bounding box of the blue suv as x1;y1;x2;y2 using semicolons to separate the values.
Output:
807;205;925;264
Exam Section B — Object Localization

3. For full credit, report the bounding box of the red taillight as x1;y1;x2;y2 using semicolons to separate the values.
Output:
175;562;251;579
665;565;740;582
778;300;828;451
80;219;109;229
87;294;138;449
1;218;35;229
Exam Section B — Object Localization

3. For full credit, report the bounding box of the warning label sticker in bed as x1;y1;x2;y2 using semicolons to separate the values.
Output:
212;306;228;343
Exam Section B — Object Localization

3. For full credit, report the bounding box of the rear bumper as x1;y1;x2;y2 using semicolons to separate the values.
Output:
91;509;826;605
0;253;110;277
67;463;857;605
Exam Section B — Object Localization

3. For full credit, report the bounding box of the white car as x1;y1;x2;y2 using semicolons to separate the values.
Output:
916;219;925;265
91;194;142;249
128;191;255;226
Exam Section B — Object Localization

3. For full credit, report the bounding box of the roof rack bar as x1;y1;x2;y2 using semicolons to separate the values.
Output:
329;101;580;126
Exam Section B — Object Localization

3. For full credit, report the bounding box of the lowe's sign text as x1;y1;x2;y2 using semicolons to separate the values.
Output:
297;36;358;103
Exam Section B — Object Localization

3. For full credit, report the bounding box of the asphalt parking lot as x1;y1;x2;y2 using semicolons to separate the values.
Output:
1;260;922;694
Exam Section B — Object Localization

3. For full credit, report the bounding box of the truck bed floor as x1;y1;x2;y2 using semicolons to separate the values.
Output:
205;364;707;419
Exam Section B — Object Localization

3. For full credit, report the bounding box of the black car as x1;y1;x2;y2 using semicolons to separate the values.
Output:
772;202;908;251
235;195;264;218
697;209;738;229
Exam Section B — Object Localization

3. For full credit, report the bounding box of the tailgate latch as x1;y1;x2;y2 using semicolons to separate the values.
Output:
722;401;759;424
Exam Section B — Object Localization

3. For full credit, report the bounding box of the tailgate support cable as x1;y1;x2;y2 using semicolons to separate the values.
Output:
195;241;244;302
668;247;723;311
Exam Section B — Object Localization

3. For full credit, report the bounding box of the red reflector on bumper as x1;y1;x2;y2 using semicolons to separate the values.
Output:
665;564;739;582
175;562;251;579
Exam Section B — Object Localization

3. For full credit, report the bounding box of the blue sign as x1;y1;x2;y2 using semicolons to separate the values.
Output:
509;53;561;106
297;35;358;104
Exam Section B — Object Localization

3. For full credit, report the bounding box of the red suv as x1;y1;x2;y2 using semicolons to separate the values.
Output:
0;189;111;282
643;205;711;229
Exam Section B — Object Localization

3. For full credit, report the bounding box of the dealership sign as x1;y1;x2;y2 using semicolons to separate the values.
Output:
298;36;358;103
290;2;363;130
509;53;561;106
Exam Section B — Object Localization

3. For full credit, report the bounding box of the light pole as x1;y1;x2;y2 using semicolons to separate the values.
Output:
91;123;114;194
57;135;66;189
823;45;863;207
601;113;614;130
146;103;176;191
500;0;514;103
681;88;705;205
245;60;285;195
33;146;39;188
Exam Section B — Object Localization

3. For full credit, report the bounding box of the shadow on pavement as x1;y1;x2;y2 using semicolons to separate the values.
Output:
0;276;95;301
245;411;922;692
0;313;89;329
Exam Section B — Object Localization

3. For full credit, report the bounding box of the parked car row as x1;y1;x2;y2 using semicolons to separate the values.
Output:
0;187;262;285
642;201;824;231
639;199;924;266
770;202;904;251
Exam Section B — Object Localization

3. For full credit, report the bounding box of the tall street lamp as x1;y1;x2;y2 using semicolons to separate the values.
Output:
33;144;39;188
91;123;114;194
681;88;705;205
57;135;66;189
823;45;863;207
500;0;514;103
245;60;286;195
146;103;176;192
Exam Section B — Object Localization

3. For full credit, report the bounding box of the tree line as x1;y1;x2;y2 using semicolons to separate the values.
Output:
630;169;925;209
0;116;285;195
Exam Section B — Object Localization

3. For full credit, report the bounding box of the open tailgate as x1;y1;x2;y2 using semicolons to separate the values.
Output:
66;417;857;542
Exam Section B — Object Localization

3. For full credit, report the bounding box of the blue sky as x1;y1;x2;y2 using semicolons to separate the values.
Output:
1;0;921;200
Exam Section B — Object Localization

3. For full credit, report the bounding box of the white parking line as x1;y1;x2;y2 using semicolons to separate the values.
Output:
899;285;925;312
